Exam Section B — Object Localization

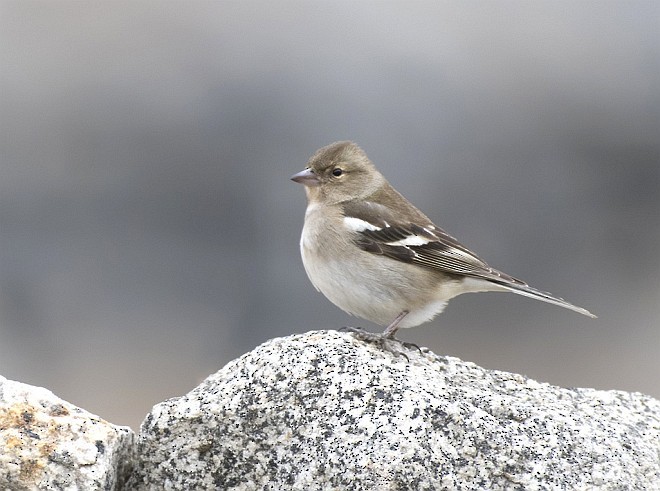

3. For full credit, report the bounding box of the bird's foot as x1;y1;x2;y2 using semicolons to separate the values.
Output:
338;326;421;360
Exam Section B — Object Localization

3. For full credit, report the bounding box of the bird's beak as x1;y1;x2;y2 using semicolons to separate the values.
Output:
291;168;320;187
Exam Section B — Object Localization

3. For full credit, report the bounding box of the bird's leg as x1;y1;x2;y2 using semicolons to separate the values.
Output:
382;310;409;339
382;311;422;353
340;311;420;359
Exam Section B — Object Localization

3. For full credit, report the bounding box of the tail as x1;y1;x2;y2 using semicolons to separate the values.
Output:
495;281;596;318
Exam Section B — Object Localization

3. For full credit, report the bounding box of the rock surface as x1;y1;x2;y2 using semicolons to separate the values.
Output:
128;330;660;490
0;375;134;491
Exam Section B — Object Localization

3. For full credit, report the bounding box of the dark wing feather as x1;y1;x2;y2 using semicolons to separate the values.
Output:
343;200;525;285
357;224;526;286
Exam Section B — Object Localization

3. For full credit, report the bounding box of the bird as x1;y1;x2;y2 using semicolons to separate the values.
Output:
291;141;595;352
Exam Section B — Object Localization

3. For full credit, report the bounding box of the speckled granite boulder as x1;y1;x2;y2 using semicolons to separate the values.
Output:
129;330;660;490
0;375;134;491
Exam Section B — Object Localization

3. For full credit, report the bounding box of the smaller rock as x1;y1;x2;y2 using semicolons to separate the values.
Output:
0;375;134;491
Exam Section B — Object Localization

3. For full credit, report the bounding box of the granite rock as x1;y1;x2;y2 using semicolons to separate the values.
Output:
0;376;134;491
128;330;660;490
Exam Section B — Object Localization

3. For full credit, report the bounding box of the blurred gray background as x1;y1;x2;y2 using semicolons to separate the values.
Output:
1;1;659;429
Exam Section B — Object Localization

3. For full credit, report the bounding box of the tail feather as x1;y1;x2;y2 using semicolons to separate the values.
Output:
496;281;597;318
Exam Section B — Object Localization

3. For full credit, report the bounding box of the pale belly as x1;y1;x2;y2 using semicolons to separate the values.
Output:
300;233;476;328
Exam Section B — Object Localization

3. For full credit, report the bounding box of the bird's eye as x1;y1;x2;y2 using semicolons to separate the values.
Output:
332;168;343;177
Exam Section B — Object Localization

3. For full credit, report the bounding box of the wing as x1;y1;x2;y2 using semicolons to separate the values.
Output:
342;200;525;285
342;200;596;317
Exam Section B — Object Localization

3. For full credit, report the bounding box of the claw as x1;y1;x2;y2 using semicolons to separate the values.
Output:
401;340;422;354
338;326;419;360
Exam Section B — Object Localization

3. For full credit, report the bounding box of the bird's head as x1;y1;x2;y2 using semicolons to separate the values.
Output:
291;141;384;205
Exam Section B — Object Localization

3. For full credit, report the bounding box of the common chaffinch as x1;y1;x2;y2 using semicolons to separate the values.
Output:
292;141;595;349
